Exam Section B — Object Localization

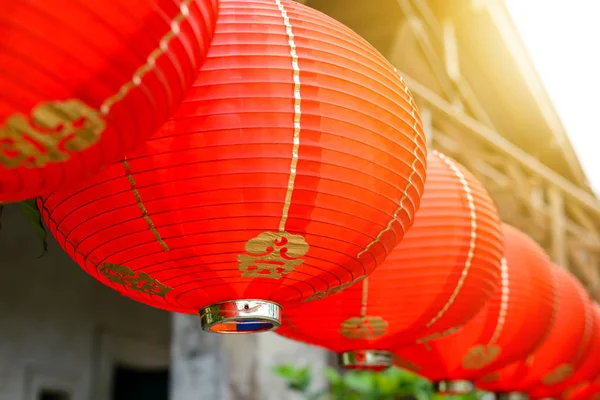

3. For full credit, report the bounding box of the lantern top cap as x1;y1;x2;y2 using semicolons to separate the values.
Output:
198;299;282;334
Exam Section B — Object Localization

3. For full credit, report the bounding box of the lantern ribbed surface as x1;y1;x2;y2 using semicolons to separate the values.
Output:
393;224;555;385
530;302;600;399
276;150;503;366
0;0;218;202
478;264;593;394
40;0;427;334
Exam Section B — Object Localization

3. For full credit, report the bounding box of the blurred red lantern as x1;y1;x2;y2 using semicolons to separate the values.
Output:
478;264;593;399
39;0;427;334
393;224;555;395
563;378;600;400
276;150;503;370
530;302;600;399
0;0;218;202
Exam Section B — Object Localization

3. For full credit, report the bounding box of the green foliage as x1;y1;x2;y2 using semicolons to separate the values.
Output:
274;364;488;400
18;199;48;257
0;199;48;257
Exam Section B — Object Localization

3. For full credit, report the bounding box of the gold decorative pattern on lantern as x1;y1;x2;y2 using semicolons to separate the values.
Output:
339;316;388;340
238;231;309;279
417;326;461;345
541;363;574;385
304;275;367;302
392;354;421;373
99;262;172;297
462;344;501;370
0;100;106;168
479;372;500;383
122;158;169;252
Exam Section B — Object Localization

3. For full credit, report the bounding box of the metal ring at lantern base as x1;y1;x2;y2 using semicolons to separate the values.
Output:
496;393;529;400
198;300;282;334
434;380;475;395
338;350;393;371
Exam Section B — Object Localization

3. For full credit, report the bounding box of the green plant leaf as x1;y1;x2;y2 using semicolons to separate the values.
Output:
18;198;48;258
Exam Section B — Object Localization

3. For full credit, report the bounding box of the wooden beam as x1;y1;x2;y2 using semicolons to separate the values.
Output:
403;74;600;220
548;186;568;267
442;19;460;83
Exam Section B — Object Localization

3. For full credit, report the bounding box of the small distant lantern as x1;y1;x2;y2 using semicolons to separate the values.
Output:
393;224;556;396
478;264;594;398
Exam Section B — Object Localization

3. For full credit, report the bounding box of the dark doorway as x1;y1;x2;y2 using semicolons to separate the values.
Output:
111;364;169;400
39;389;70;400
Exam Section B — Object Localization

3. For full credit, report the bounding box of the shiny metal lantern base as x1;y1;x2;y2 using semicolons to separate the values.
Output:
434;380;475;395
199;300;282;334
338;350;392;371
496;393;529;400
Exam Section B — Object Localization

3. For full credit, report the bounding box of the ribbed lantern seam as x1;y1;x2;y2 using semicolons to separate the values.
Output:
425;150;478;328
356;71;423;260
98;0;193;116
489;257;509;344
275;0;302;232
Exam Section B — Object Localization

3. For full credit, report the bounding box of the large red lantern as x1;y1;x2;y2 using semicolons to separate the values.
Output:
478;264;594;399
531;303;600;399
0;0;218;202
40;0;427;334
393;224;555;395
275;150;503;370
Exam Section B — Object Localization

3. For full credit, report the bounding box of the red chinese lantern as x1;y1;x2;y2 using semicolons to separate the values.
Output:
39;0;427;334
393;223;555;395
0;0;218;203
531;302;600;399
478;264;593;399
276;150;503;370
564;378;600;400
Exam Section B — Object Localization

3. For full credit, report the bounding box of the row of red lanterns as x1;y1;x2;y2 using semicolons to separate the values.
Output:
1;1;596;399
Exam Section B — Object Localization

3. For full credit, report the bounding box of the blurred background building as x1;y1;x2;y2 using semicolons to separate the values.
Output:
1;0;599;399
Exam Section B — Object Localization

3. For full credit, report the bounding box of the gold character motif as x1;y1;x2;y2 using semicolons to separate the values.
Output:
304;275;367;302
0;99;106;168
238;231;309;279
416;326;461;345
462;345;501;370
479;372;500;383
541;363;574;386
339;316;388;340
99;263;172;297
392;355;421;373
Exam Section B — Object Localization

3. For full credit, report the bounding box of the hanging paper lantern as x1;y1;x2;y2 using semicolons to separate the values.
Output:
478;264;594;399
564;378;600;400
39;0;427;334
276;150;503;370
393;223;555;395
0;0;218;203
530;302;600;399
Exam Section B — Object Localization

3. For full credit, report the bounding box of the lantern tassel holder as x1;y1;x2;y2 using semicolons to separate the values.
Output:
338;350;393;371
199;300;282;333
495;393;529;400
433;380;475;395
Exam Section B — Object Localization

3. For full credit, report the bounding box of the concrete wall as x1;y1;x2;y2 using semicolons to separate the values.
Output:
0;204;171;400
0;204;330;400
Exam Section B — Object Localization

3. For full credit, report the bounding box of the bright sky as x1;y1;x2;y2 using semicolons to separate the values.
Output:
504;0;600;194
